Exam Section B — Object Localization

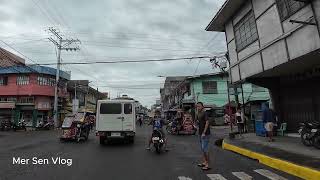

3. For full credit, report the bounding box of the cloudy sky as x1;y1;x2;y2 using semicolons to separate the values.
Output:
0;0;226;107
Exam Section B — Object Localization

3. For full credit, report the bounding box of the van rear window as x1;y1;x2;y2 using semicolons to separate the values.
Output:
100;103;121;114
124;104;132;114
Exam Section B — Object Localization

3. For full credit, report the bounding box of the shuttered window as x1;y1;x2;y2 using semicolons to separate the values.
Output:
234;11;258;51
202;81;217;94
276;0;306;21
16;75;29;85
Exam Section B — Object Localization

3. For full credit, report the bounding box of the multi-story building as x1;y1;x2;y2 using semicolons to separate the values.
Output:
160;76;187;111
0;65;70;127
206;0;320;131
66;80;107;113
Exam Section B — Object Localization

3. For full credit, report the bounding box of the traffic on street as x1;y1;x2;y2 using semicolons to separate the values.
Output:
0;125;299;180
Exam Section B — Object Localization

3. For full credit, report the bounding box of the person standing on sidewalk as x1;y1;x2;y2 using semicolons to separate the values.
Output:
262;103;275;142
235;107;245;135
196;102;211;171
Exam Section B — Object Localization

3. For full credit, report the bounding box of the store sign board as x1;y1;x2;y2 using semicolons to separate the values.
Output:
0;102;15;109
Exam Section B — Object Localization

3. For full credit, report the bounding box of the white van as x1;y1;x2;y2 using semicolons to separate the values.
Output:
96;99;136;144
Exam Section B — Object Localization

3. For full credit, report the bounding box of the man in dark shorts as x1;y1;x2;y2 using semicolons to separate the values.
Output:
196;102;211;171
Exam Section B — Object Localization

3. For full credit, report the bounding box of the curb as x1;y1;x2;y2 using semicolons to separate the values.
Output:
222;140;320;180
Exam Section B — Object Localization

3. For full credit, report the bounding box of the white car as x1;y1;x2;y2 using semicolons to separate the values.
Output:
96;99;136;144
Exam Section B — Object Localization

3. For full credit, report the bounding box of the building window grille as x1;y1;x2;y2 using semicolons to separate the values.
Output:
18;97;34;104
37;76;55;86
0;76;8;85
276;0;306;20
202;81;218;94
234;11;258;51
7;97;17;102
16;75;29;85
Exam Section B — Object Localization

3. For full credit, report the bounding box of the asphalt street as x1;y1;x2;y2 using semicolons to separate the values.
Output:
0;126;300;180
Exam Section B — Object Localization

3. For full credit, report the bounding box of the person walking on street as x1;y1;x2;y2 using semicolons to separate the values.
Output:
262;103;275;142
196;102;211;171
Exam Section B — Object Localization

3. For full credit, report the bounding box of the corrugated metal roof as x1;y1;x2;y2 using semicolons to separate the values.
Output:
0;65;70;80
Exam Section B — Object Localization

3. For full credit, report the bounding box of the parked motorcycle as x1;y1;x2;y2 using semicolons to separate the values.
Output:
13;120;26;131
151;129;165;154
36;120;54;130
298;121;320;149
1;119;13;131
166;120;181;135
166;119;196;135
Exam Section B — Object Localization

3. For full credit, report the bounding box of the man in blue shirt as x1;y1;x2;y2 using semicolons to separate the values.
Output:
146;110;168;151
262;103;275;142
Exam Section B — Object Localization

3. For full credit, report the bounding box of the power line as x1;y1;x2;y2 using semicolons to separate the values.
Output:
193;32;221;75
33;56;212;65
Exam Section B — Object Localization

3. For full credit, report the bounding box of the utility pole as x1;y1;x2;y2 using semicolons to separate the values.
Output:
47;27;80;128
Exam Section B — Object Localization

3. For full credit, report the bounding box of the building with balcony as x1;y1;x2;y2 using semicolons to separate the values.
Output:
66;80;108;113
206;0;320;131
0;65;70;127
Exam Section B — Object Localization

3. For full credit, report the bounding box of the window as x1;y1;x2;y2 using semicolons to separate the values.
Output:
100;103;122;114
16;75;29;85
18;97;34;104
0;76;8;85
7;97;17;102
234;11;258;51
124;104;132;114
276;0;306;21
252;84;265;92
202;81;217;94
38;76;55;86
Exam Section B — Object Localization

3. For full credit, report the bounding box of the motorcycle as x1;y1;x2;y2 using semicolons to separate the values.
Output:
166;120;181;135
1;119;13;131
166;119;196;135
298;121;320;149
36;120;54;130
151;129;165;154
13;120;27;131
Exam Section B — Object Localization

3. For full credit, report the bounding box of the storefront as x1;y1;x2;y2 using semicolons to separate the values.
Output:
0;102;15;123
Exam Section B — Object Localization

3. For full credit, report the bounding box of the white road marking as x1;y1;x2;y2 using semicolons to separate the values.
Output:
254;169;288;180
232;172;252;180
177;176;192;180
207;174;227;180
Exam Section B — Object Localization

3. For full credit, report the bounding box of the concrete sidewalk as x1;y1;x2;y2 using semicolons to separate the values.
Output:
222;133;320;180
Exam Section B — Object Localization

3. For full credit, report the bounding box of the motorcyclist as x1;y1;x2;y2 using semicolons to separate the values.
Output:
146;110;168;151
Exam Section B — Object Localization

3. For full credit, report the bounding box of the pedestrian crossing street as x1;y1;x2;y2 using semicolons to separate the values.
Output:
178;169;289;180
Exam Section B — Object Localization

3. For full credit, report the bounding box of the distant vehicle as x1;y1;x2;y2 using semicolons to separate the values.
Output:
96;99;136;145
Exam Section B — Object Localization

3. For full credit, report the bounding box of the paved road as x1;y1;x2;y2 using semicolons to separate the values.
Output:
0;126;300;180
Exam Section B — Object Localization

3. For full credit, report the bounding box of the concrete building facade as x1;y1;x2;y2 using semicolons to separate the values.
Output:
206;0;320;131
